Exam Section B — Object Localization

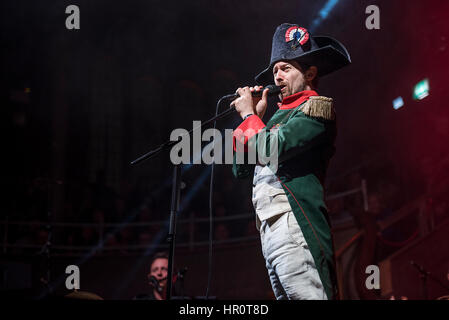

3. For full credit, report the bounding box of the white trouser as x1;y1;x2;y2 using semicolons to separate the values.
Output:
259;211;327;300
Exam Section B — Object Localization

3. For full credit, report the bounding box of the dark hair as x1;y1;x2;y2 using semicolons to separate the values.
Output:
297;62;319;90
150;251;169;268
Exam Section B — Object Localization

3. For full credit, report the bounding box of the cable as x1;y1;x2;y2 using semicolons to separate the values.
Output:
205;96;227;299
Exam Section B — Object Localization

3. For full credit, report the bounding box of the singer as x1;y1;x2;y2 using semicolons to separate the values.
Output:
231;23;351;300
134;252;169;300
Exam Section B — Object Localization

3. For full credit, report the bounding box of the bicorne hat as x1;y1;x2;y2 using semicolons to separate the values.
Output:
255;23;351;85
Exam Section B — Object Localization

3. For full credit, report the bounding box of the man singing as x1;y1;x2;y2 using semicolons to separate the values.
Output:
231;23;351;300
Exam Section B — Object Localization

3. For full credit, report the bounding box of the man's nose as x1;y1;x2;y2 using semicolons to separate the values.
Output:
275;71;284;83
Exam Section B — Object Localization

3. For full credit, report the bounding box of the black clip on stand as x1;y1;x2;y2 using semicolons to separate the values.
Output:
130;101;235;300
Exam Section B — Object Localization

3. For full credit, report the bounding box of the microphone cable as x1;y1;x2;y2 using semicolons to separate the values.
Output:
205;95;228;299
204;86;279;298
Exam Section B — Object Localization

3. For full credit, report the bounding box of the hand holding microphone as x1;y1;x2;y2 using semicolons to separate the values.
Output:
230;85;281;120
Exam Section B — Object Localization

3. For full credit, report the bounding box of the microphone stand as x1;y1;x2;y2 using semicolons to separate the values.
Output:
130;106;234;166
410;261;449;299
177;267;188;299
130;100;235;300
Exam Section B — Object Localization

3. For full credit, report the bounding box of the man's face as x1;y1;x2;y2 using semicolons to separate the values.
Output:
272;60;307;99
149;258;168;288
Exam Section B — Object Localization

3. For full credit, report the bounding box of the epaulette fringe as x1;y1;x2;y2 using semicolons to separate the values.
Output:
301;96;335;121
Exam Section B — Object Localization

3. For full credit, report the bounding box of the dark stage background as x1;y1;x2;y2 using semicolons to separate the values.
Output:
1;0;449;300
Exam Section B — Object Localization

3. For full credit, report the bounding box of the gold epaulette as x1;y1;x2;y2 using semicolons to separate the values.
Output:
301;96;335;121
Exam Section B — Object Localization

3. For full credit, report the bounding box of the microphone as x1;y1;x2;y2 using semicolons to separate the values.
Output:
148;275;163;293
224;85;281;102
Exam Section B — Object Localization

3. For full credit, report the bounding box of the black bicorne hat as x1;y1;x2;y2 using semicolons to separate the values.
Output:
255;23;351;85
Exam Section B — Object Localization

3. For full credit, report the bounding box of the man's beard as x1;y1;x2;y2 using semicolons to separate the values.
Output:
279;83;307;100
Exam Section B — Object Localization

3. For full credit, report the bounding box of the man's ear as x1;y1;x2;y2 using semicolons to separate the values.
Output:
305;66;318;82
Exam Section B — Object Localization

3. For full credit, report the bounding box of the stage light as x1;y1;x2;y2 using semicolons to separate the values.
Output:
310;0;340;32
393;96;404;110
413;79;429;100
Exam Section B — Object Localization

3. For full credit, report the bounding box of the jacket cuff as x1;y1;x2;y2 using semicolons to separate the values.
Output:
233;115;266;152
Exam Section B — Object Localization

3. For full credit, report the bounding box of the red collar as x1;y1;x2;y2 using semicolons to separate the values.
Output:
277;90;319;110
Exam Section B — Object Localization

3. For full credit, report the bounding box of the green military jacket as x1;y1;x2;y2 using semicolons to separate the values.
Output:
232;90;338;299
